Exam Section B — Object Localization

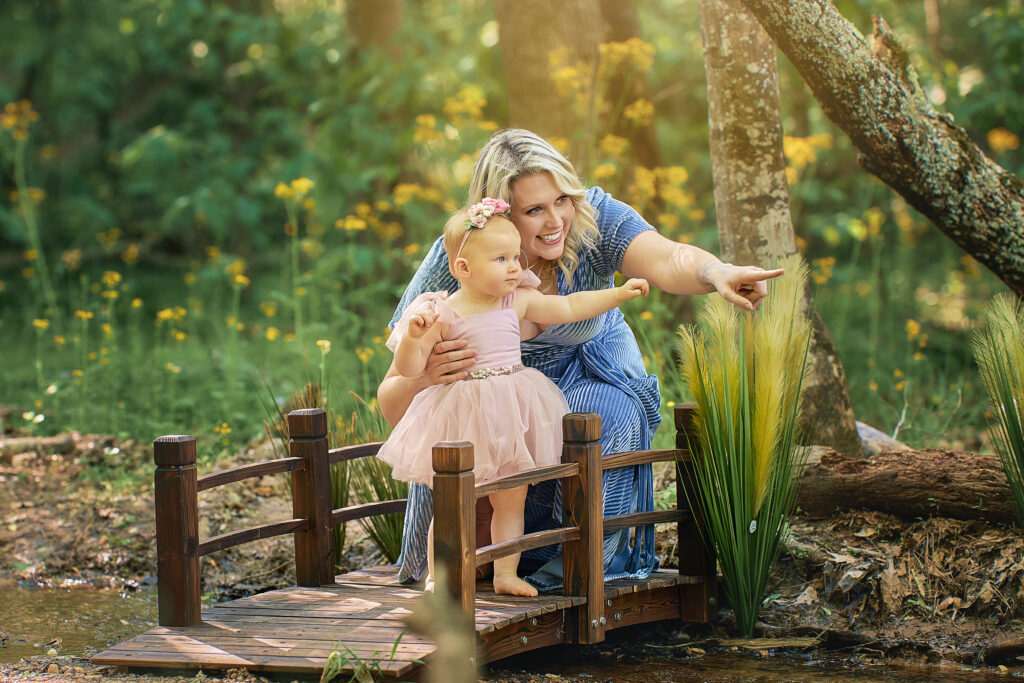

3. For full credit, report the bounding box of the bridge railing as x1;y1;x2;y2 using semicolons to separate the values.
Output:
153;402;715;636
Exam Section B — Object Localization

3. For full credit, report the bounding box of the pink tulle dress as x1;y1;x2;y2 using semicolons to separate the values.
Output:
376;273;568;486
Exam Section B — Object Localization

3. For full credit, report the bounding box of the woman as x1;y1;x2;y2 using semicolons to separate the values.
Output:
378;128;781;588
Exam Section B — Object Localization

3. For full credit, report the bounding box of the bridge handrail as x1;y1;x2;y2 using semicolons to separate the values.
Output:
196;456;305;492
600;448;691;470
473;462;580;499
328;441;384;464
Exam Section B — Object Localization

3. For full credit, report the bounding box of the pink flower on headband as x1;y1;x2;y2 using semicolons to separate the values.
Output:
466;197;512;229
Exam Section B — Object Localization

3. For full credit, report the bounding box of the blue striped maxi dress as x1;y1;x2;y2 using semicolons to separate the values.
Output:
389;186;662;589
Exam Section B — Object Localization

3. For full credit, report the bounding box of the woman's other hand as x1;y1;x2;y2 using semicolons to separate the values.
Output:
699;263;785;311
424;339;478;385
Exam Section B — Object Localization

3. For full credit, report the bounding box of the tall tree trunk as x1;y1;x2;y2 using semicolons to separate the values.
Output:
699;0;864;458
494;0;605;142
346;0;402;52
597;0;662;170
738;0;1024;298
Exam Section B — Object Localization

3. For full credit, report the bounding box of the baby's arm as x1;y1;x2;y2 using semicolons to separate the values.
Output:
394;306;444;378
519;278;649;325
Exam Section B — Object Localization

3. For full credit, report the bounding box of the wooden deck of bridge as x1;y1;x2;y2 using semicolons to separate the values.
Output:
92;405;716;680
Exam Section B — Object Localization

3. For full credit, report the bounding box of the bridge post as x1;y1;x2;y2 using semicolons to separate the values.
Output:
153;435;201;627
675;402;718;622
562;413;605;644
289;408;335;586
433;441;476;615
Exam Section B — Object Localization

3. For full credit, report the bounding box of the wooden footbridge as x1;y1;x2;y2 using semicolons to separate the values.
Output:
92;405;717;680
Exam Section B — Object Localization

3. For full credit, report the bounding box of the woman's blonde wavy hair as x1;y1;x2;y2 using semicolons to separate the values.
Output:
467;129;600;283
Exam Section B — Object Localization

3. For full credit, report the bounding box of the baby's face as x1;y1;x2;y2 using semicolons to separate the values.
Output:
461;220;523;297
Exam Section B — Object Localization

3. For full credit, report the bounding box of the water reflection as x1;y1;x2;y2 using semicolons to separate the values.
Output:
0;582;156;663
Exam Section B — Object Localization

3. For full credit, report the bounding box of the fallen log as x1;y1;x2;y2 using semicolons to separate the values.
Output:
0;434;77;462
796;449;1018;525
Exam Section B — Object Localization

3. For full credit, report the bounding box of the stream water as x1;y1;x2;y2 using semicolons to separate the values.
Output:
0;584;1015;681
0;581;157;664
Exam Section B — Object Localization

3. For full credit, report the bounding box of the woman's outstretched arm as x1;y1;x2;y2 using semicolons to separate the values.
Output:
377;340;478;426
620;230;783;311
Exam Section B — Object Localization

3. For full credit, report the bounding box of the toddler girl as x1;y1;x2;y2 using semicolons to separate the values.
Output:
377;198;648;596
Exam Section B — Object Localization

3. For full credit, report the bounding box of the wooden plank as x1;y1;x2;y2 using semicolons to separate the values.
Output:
328;441;384;464
479;609;569;662
601;448;689;470
115;634;437;658
90;648;416;676
149;623;434;643
604;569;698;598
676;402;717;624
197;457;303;492
198;518;308;556
604;585;682;631
603;509;688;531
473;463;579;499
331;500;406;526
474;527;580;566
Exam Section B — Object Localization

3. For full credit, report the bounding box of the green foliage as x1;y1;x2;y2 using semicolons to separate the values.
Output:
677;256;812;636
971;294;1024;528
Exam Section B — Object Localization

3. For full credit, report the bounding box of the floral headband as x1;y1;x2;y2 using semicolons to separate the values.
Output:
455;197;511;260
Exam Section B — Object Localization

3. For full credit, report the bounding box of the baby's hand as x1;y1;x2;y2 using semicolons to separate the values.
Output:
618;278;650;301
407;305;438;339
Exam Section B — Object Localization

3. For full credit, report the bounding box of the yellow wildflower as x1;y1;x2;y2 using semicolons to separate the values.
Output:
266;326;280;341
121;244;139;264
101;271;122;288
599;134;629;157
593;163;616;181
98;228;121;248
895;380;907;392
905;319;920;341
403;243;421;255
26;188;45;202
166;362;182;374
290;177;314;197
623;98;655;126
316;339;332;353
25;249;38;261
172;330;187;342
260;301;277;317
23;267;34;279
54;335;66;345
101;323;112;338
548;137;570;155
987;127;1020;154
101;290;118;300
913;352;925;361
639;311;654;321
657;213;679;231
295;287;306;296
88;352;97;360
131;298;143;308
233;273;251;288
72;369;83;377
74;310;94;320
336;215;367;231
893;368;904;378
869;380;879;392
274;182;294;199
392;183;421;206
33;318;49;330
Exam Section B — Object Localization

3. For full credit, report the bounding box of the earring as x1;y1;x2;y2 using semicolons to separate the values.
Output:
520;249;531;270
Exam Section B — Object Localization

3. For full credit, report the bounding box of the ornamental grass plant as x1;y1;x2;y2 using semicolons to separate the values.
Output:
676;254;812;636
971;294;1024;528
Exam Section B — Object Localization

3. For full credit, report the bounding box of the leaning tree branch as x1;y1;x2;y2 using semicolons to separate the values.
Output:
739;0;1024;297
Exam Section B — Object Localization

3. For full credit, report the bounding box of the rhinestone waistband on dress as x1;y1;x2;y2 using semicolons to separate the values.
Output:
466;363;524;380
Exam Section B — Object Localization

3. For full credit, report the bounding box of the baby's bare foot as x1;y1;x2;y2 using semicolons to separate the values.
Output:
493;573;538;597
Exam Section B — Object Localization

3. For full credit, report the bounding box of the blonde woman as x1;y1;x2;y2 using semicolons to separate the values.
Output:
378;128;781;589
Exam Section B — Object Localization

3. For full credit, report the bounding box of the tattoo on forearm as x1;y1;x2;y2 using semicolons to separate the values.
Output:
695;263;718;292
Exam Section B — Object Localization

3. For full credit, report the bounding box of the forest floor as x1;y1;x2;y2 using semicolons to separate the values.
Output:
1;431;1023;681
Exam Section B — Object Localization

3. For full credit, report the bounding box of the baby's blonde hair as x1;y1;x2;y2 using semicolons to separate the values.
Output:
467;128;599;282
442;210;518;278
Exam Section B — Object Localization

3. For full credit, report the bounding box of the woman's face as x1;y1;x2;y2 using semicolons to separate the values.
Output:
509;172;575;263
